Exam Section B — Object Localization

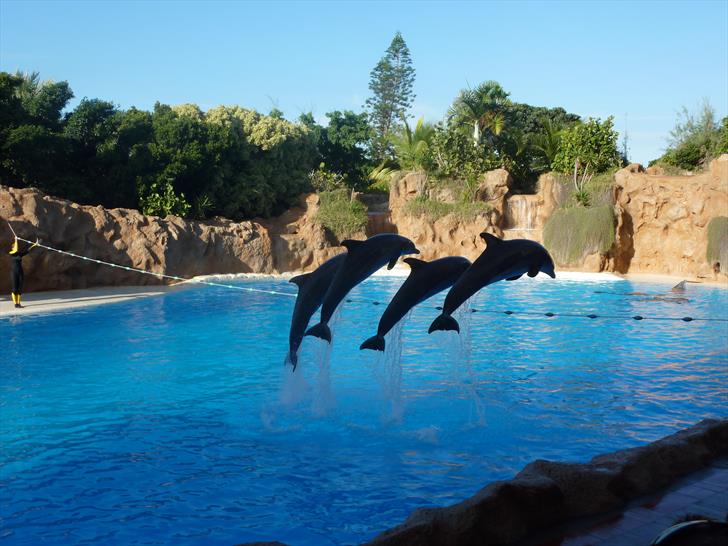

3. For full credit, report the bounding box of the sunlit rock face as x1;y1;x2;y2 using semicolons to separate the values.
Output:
2;155;726;292
0;187;337;292
612;154;728;280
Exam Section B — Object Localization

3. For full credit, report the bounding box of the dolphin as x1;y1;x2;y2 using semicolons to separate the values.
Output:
286;253;346;370
305;233;420;343
429;233;556;334
360;256;471;352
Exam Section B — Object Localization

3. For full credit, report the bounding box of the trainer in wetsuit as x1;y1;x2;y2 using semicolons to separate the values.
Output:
8;236;38;308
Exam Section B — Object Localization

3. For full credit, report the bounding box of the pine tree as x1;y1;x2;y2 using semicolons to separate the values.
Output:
365;32;416;159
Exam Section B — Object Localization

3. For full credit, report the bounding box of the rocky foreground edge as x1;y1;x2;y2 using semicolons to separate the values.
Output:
235;418;727;546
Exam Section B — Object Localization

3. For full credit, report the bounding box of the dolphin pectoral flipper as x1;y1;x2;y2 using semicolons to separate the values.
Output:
360;335;385;351
527;264;540;277
506;274;523;281
387;255;400;270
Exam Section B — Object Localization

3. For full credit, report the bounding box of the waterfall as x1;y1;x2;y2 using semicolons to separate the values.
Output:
505;195;539;230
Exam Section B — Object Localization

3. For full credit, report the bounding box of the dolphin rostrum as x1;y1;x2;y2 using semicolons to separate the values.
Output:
305;233;420;343
429;233;556;334
360;256;471;352
286;253;346;370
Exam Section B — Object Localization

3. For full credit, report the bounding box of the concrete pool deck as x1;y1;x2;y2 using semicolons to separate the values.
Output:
0;285;177;318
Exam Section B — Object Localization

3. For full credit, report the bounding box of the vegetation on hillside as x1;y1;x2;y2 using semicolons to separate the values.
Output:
315;189;368;241
651;101;728;171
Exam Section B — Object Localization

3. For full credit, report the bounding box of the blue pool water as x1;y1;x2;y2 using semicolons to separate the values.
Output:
1;274;727;545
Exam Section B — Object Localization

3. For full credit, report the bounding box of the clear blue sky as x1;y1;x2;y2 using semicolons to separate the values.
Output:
1;0;726;164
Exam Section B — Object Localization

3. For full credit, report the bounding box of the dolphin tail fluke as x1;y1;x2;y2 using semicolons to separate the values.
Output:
284;350;298;371
360;335;385;352
305;322;332;343
428;313;460;334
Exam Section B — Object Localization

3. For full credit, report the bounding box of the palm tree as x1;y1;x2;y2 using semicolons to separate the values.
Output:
390;116;435;171
447;81;510;147
531;117;563;170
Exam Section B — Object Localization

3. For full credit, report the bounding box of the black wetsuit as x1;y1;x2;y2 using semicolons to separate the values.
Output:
10;250;29;294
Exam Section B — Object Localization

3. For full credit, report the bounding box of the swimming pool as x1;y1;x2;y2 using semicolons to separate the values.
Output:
1;274;727;545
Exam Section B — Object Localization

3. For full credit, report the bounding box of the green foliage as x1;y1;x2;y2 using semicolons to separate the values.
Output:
718;117;728;155
403;194;492;222
390;116;435;172
552;117;621;175
706;216;728;269
366;32;416;158
316;189;368;241
655;102;724;170
543;205;616;266
139;178;191;217
447;81;509;147
308;164;347;193
430;122;499;180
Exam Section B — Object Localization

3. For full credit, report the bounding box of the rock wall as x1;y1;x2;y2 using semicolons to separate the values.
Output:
387;170;508;262
0;187;338;292
365;418;728;546
611;155;728;280
2;155;727;292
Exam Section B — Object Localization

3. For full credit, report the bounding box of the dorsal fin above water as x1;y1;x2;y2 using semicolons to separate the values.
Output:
480;232;503;248
289;273;310;287
404;257;427;270
341;239;365;252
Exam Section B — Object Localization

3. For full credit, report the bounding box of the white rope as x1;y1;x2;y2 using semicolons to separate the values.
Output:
16;237;297;298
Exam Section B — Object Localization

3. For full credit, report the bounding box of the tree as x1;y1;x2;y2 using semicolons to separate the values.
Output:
448;81;510;147
390;116;435;171
365;32;416;159
552;117;621;175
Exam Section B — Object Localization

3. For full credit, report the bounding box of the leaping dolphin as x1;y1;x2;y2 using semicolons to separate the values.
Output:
429;233;556;334
360;256;471;352
305;233;420;343
286;253;346;370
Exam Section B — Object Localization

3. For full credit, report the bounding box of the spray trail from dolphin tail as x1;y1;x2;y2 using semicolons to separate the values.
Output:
378;313;409;424
311;307;341;416
441;302;486;427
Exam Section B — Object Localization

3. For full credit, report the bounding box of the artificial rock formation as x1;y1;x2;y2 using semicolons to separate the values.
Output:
387;171;505;262
0;187;337;292
365;418;728;546
611;154;728;280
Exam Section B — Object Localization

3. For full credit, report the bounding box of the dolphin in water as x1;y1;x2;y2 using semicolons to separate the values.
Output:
305;233;420;343
360;256;471;352
286;253;346;370
429;233;556;334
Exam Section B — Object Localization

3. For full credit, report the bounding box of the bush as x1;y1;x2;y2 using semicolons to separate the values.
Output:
654;102;724;170
543;205;615;266
552;117;621;175
316;189;368;241
403;195;492;221
706;217;728;271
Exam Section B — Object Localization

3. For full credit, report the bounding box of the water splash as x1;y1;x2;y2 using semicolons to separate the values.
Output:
377;314;409;424
440;301;486;427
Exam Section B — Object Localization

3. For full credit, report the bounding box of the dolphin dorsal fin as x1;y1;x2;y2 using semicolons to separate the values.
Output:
403;257;427;270
289;273;310;287
480;232;503;248
341;239;365;252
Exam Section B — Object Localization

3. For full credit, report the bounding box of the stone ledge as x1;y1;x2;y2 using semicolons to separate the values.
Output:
364;418;728;545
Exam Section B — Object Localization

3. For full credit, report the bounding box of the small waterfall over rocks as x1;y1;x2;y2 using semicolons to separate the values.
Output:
503;194;543;241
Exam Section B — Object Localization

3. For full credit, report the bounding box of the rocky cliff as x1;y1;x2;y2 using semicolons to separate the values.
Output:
0;188;337;292
2;154;727;292
611;155;728;280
